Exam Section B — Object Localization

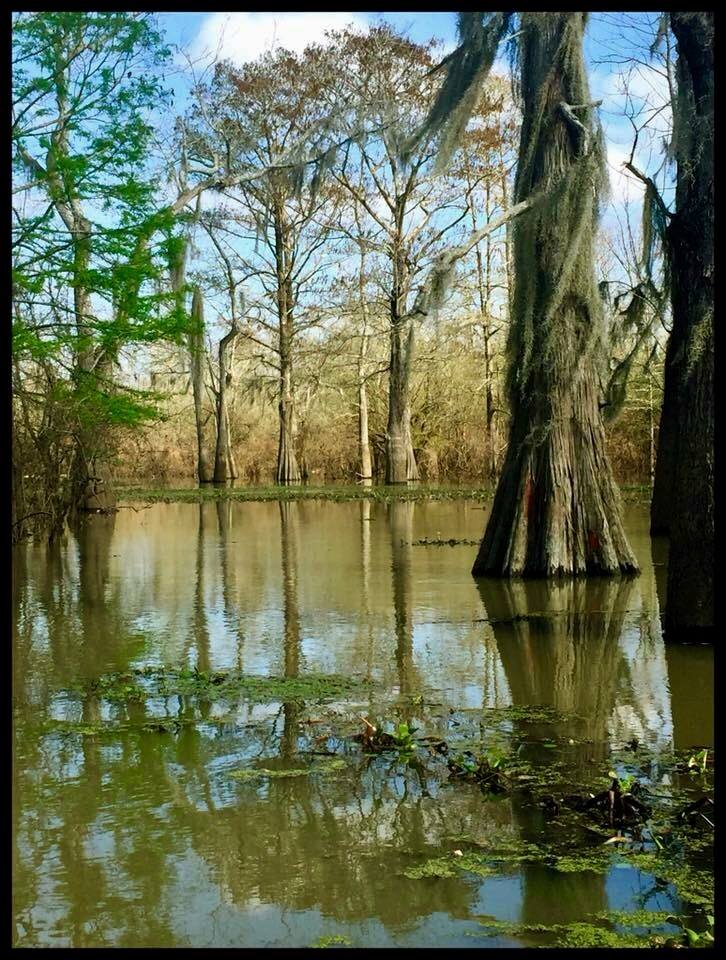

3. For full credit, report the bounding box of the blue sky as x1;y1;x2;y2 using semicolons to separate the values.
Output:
139;10;673;343
156;10;673;214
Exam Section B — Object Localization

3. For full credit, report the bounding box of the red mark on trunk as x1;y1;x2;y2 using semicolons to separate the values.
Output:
587;529;600;556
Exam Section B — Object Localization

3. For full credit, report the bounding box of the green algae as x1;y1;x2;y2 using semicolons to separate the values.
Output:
402;857;460;880
621;851;714;910
118;484;495;505
550;849;612;874
403;852;509;881
482;704;583;725
229;756;349;783
554;922;651;948
230;767;311;781
75;668;371;705
412;538;480;546
311;934;353;948
37;716;232;737
595;909;677;928
473;916;673;948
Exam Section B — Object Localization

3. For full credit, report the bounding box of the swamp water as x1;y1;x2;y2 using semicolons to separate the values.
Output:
12;499;713;947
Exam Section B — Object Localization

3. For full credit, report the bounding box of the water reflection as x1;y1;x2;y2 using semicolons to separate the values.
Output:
279;501;301;760
477;578;634;755
12;501;713;946
389;501;419;701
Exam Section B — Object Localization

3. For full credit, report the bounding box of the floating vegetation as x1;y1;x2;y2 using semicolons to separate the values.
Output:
229;757;348;782
403;857;459;880
447;747;512;794
482;704;583;725
553;922;651;949
403;853;498;880
311;934;353;948
37;716;231;738
75;668;372;705
230;767;310;781
38;669;712;941
412;537;480;546
560;774;652;827
622;851;714;911
118;484;495;505
595;909;677;928
354;718;418;755
550;850;612;874
473;914;690;948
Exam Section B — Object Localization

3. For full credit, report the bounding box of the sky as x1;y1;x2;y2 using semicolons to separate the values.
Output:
156;10;674;211
128;10;672;357
14;11;674;372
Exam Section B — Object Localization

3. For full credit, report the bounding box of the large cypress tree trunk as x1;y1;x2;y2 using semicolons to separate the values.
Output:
649;337;681;534
472;13;637;577
385;243;419;484
662;12;713;640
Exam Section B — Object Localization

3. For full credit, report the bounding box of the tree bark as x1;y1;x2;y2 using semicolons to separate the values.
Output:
357;242;373;485
274;201;301;485
213;322;240;483
190;287;214;483
68;213;117;513
662;11;714;640
385;240;418;484
472;13;637;577
649;336;680;533
277;337;301;484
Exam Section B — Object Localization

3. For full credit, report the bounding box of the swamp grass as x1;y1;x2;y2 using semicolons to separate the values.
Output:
115;482;654;506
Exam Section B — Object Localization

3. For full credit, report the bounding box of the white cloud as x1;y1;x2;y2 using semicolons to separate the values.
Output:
190;11;368;66
605;143;646;206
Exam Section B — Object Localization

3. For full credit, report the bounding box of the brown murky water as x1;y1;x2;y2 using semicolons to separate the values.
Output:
12;499;713;947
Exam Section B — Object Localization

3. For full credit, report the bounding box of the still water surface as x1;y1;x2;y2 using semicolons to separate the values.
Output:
12;499;713;947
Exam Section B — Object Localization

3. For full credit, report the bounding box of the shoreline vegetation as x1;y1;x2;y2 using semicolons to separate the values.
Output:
114;483;654;506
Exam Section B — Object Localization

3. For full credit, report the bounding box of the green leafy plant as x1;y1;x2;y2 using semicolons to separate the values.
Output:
390;721;417;753
688;749;710;774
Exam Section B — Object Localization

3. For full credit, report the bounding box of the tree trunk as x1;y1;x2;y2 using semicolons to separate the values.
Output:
472;13;637;577
225;404;238;480
386;316;418;483
277;342;301;484
190;287;214;483
71;217;117;513
650;329;681;533
385;224;418;484
357;242;373;485
213;322;239;483
274;202;301;485
358;378;373;486
662;11;714;640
